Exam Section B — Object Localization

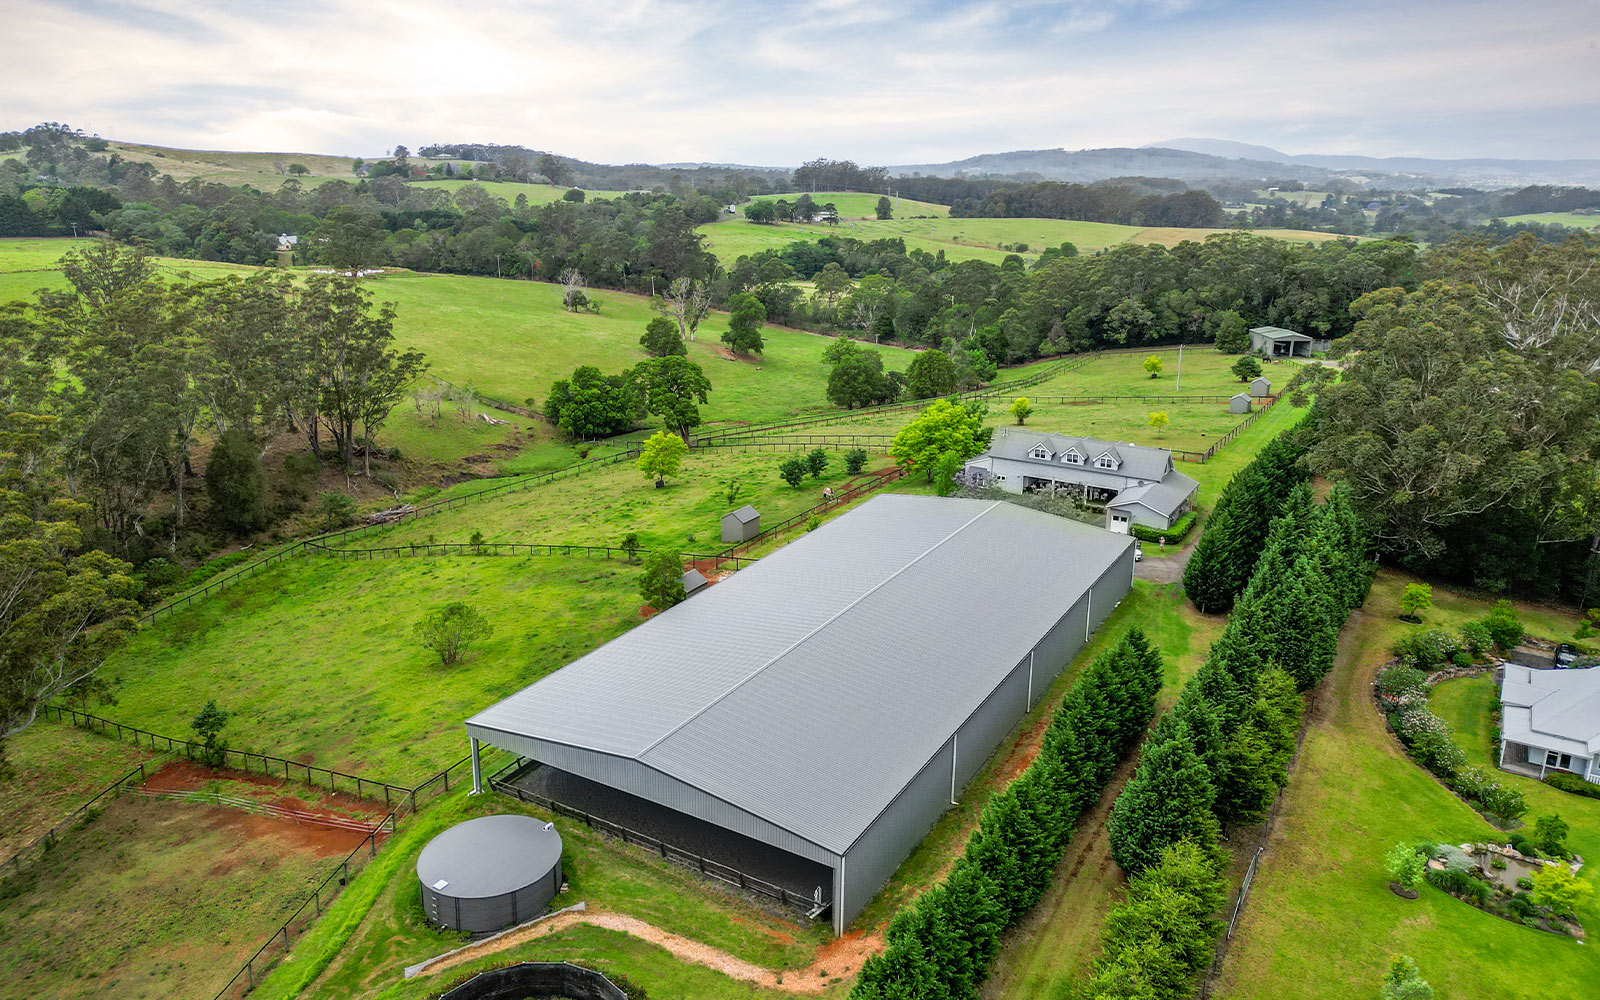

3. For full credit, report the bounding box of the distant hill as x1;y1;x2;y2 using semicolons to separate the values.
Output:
888;146;1334;185
1147;138;1600;187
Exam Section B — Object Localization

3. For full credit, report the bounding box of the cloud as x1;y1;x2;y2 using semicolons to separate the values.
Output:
5;0;1597;163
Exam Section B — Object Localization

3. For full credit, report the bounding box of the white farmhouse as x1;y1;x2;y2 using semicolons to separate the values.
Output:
963;430;1198;535
1499;664;1600;783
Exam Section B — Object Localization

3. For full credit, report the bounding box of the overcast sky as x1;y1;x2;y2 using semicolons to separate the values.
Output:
8;0;1599;165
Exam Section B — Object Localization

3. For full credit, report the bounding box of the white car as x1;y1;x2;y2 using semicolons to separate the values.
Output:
1133;542;1143;562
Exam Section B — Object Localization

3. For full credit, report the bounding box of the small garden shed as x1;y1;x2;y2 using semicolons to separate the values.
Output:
1249;376;1272;398
1229;392;1251;414
680;568;709;597
722;505;760;542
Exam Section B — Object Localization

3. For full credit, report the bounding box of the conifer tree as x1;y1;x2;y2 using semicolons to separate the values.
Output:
1108;719;1221;875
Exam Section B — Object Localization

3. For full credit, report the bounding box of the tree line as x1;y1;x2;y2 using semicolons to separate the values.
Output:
851;629;1164;1000
1092;447;1374;997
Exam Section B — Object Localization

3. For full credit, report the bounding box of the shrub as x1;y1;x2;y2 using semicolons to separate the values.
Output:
1459;620;1493;655
778;456;807;488
1508;891;1538;918
1544;771;1600;799
412;602;493;666
844;448;868;475
1481;782;1528;822
1529;863;1593;919
1450;651;1473;668
638;551;686;611
804;448;829;478
190;700;230;767
1380;954;1434;1000
1392;630;1460;670
1480;600;1525;650
1130;510;1198;546
1533;814;1570;857
1517;876;1535;891
313;491;356;531
1385;842;1426;890
1376;664;1428;699
1399;583;1433;620
1425;868;1473;895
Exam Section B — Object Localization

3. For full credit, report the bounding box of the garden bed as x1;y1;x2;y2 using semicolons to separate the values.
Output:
1418;841;1586;938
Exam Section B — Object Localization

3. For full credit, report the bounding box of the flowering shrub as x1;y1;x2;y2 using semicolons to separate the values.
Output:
1393;629;1462;671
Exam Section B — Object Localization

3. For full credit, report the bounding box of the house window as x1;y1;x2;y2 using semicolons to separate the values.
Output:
1030;447;1051;460
1545;751;1575;771
1063;452;1082;465
1096;456;1116;470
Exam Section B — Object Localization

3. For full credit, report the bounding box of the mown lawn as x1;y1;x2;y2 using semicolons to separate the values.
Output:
99;555;642;780
0;793;340;1000
0;723;155;858
1215;572;1595;1000
262;784;829;1000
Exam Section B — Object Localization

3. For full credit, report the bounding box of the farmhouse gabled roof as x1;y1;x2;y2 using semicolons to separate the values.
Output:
986;431;1171;481
466;494;1134;854
1500;664;1600;757
1105;471;1199;519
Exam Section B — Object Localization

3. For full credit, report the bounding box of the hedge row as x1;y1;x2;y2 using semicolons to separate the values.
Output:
1181;427;1309;613
850;629;1164;1000
1545;772;1600;800
1093;473;1374;996
1131;510;1198;546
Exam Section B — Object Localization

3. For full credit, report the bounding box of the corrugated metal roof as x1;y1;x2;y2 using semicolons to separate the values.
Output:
1501;664;1600;755
1106;471;1199;518
468;495;1133;854
1250;326;1312;340
725;505;760;523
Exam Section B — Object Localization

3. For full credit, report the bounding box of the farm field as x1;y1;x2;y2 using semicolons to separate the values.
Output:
0;724;154;859
1215;572;1595;1000
0;791;357;1000
0;239;915;436
354;445;896;553
1022;347;1295;397
98;555;641;780
697;215;1350;266
762;190;951;218
1499;211;1600;230
408;178;635;203
106;141;365;187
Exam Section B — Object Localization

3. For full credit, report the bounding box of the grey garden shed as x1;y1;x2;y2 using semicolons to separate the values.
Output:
1229;392;1251;414
1249;376;1272;397
680;568;709;597
721;505;760;542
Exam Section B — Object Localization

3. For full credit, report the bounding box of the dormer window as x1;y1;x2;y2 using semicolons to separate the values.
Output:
1062;450;1083;465
1029;445;1052;460
1096;455;1117;470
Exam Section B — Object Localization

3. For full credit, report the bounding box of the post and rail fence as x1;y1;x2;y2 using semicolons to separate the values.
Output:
488;760;824;916
211;752;477;1000
3;756;165;879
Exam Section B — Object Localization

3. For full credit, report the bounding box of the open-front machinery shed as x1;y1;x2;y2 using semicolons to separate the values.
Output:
465;494;1134;932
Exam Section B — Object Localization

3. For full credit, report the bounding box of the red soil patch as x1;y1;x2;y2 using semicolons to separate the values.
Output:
141;759;390;855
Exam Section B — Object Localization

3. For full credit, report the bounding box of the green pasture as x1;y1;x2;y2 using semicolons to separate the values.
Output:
0;723;155;859
407;179;635;204
0;792;340;1000
697;216;1347;266
98;555;642;780
1499;212;1600;230
369;271;911;428
358;445;895;553
768;191;950;219
1216;572;1595;1000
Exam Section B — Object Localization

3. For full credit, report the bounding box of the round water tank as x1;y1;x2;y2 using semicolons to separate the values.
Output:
417;815;563;932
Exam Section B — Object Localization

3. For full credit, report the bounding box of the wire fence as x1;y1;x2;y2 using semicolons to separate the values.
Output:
130;787;385;834
307;539;758;572
212;753;477;999
489;760;823;915
715;466;909;557
37;705;416;806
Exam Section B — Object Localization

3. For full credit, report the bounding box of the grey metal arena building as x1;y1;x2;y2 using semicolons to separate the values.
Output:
465;494;1134;932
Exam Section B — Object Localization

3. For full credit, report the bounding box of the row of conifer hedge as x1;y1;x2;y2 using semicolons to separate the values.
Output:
849;628;1164;1000
1084;423;1375;997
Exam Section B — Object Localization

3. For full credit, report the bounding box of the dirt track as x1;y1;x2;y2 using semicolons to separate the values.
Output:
415;908;883;993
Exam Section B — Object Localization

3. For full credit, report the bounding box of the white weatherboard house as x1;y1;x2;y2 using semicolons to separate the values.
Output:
1499;665;1600;782
963;430;1198;534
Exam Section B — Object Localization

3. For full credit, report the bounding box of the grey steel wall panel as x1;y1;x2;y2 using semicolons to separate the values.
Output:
954;656;1031;789
836;737;955;933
